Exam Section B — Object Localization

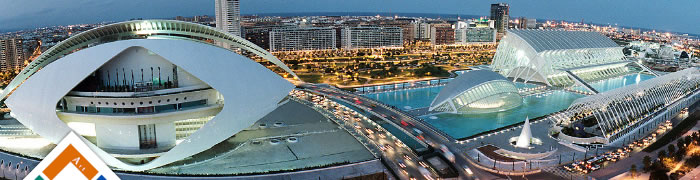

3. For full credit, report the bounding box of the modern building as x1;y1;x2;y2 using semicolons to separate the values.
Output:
429;70;522;114
468;18;495;29
372;18;416;43
0;38;24;72
490;3;510;34
415;22;436;40
242;24;297;50
430;24;455;45
415;21;452;40
269;27;337;51
491;29;628;87
516;17;536;29
2;20;298;171
341;26;403;49
215;0;241;37
455;28;496;44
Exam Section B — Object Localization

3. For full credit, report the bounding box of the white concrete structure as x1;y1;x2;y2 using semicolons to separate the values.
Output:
491;30;627;86
515;117;532;148
562;68;700;142
215;0;241;37
0;20;298;101
3;20;297;171
429;70;522;114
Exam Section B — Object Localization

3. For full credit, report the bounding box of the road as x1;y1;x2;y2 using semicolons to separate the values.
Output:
291;89;441;179
303;84;502;180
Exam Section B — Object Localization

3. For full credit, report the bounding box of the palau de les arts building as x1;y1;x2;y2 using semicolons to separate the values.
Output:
2;20;297;172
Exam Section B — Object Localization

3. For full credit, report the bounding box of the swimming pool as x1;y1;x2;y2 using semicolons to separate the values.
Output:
362;73;657;139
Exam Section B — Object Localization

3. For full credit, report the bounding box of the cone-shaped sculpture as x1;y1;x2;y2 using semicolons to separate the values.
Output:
515;116;532;148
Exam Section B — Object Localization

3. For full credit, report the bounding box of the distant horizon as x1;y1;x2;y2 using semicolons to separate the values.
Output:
2;11;698;38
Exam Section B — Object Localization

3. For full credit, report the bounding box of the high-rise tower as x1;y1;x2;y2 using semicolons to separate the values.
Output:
490;3;509;34
215;0;241;37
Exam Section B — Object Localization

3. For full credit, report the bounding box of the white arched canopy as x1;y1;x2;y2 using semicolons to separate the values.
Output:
6;39;294;171
0;20;298;101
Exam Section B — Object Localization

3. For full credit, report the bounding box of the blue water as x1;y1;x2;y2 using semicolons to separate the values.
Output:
363;86;444;109
425;90;585;139
573;73;655;93
362;73;657;139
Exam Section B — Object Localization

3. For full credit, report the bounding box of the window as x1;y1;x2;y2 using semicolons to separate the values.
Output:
180;99;207;109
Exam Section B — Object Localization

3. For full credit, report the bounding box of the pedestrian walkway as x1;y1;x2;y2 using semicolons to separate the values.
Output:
542;167;592;180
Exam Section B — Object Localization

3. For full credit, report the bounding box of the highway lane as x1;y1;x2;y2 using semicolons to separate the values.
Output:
304;84;495;179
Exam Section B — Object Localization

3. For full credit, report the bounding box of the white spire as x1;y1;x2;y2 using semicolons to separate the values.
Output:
516;116;532;148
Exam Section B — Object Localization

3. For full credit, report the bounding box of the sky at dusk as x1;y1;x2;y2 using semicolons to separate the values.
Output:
0;0;698;35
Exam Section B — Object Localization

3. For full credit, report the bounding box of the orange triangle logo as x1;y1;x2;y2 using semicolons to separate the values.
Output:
26;132;119;180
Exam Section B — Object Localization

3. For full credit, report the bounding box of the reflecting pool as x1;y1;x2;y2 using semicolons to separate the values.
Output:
362;73;656;139
573;73;656;93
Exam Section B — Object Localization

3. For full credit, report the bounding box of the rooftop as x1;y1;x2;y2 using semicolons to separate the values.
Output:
508;29;619;53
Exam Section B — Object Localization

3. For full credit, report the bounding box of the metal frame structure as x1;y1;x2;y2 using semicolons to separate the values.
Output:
563;68;700;142
0;20;298;101
491;29;625;86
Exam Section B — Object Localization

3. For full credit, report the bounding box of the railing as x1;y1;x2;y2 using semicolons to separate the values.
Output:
330;87;455;143
353;78;452;95
465;149;558;174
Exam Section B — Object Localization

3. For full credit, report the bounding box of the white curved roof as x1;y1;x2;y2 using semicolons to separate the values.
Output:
431;70;510;106
0;20;297;101
508;29;619;53
6;39;294;171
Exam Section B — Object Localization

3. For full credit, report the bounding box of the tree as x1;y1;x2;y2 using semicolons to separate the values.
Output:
678;138;686;149
668;145;676;156
658;150;667;158
643;156;653;171
650;170;670;180
630;165;638;179
686;136;693;146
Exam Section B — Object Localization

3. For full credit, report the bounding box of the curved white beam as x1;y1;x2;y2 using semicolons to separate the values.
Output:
6;39;294;171
1;20;298;101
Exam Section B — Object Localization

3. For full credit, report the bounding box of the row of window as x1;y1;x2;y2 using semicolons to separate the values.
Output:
75;99;207;114
89;97;189;106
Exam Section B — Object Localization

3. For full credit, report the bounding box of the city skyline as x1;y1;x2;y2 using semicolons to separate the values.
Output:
1;0;699;36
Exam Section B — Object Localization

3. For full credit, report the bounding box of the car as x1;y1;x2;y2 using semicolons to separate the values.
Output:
379;144;387;151
418;161;429;168
384;144;394;151
400;169;408;175
463;165;474;175
403;154;412;161
397;160;407;168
